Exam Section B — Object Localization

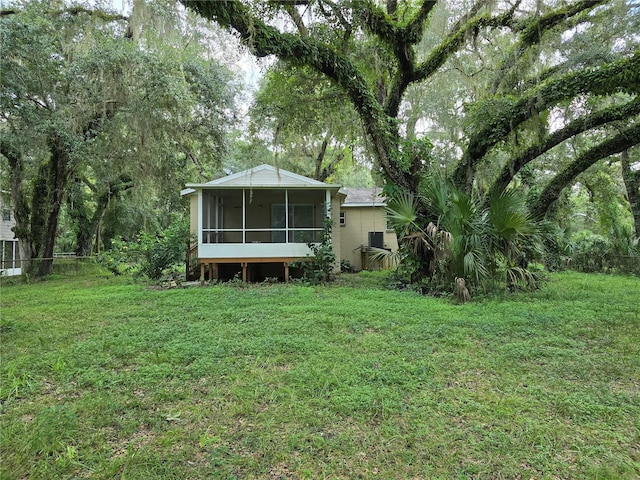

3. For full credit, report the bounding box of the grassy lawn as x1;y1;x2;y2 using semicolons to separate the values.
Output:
1;271;639;479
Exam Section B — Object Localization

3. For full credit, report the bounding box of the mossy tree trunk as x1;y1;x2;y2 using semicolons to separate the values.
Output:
0;140;33;274
1;135;71;276
621;149;640;238
68;175;134;256
33;135;71;276
530;123;640;220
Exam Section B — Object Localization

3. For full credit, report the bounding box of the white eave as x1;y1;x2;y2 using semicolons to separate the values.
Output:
341;202;386;208
183;165;342;196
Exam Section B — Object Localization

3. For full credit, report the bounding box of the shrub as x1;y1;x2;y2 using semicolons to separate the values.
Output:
383;179;550;296
340;259;355;273
95;237;132;276
136;219;188;280
567;228;639;274
291;217;336;284
96;218;189;281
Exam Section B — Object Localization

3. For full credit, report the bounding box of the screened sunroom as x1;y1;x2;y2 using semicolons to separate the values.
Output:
199;187;328;256
182;165;344;281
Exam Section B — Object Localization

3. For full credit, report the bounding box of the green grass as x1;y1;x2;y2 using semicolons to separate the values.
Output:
1;271;639;479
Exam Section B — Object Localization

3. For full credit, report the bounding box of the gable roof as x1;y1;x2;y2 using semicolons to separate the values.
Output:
182;164;341;195
341;187;386;207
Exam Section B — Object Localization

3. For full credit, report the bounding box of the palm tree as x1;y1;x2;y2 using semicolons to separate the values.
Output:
383;177;549;295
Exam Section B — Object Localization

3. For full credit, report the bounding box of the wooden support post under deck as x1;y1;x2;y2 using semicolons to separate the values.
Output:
197;257;302;283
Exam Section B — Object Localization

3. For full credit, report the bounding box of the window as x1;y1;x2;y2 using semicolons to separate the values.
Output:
2;209;10;222
288;204;316;243
339;211;346;226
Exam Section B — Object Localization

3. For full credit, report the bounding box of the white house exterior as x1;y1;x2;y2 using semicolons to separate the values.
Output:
182;164;344;281
0;195;21;276
339;188;399;271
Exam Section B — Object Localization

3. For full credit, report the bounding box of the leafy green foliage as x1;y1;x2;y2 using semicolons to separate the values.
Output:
0;2;237;273
185;0;640;223
249;62;367;183
291;217;336;284
565;228;639;274
136;223;188;281
340;259;355;273
97;218;189;281
385;178;550;295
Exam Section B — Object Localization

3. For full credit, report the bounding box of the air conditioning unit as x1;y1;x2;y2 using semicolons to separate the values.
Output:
368;231;384;249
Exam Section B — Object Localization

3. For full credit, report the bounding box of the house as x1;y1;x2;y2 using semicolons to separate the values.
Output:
182;164;344;282
339;187;399;271
182;165;398;282
0;194;21;276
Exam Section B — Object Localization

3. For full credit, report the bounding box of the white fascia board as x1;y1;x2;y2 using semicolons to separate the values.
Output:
184;183;342;191
341;203;387;208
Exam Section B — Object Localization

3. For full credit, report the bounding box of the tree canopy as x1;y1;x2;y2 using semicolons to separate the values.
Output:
1;0;237;274
182;0;639;218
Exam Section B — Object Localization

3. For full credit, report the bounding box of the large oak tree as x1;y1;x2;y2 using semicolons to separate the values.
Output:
1;1;236;274
182;0;640;221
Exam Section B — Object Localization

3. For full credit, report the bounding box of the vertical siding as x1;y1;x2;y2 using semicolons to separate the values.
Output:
0;198;16;241
189;194;198;238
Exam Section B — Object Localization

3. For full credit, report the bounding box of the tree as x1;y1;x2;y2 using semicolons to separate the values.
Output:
181;0;639;287
251;62;366;182
621;149;640;238
1;4;131;274
1;1;236;274
182;0;639;212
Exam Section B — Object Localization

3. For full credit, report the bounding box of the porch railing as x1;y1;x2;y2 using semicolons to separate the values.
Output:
186;243;198;276
201;228;323;244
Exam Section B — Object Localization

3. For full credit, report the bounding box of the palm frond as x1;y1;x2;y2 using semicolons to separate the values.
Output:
385;191;419;235
450;189;479;225
367;247;401;267
422;174;451;217
489;189;534;238
463;250;489;283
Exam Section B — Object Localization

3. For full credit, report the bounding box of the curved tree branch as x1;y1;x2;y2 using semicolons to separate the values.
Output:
530;121;640;219
283;3;308;37
455;51;640;191
182;0;415;191
492;0;609;93
1;6;128;22
317;0;352;52
412;9;517;83
356;1;437;118
488;96;640;199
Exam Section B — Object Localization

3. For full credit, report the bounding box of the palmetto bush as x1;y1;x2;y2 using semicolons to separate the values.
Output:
383;177;549;295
